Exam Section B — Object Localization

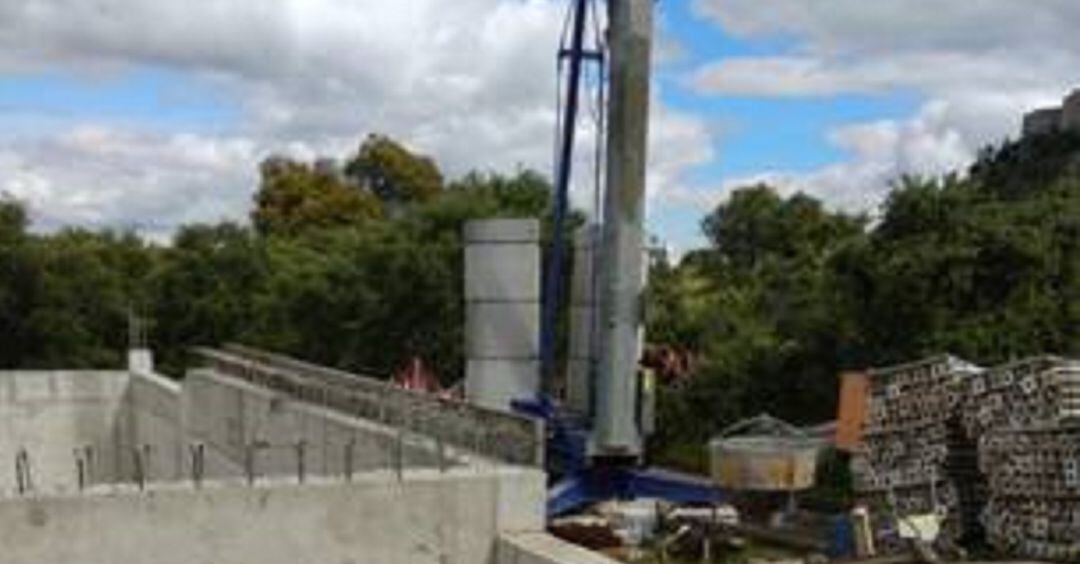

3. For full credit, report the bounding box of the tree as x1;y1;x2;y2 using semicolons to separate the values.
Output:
20;229;155;368
345;134;444;205
150;223;268;372
0;197;36;367
252;156;382;237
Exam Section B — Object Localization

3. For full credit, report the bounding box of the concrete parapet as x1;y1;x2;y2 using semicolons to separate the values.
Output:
207;346;545;467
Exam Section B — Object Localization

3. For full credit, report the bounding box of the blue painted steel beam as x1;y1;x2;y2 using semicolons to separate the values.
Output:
539;0;591;397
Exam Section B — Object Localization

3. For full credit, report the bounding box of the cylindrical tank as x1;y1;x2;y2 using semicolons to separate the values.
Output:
463;219;541;412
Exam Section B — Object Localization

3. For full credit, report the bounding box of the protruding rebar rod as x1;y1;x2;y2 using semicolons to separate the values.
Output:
189;443;205;488
344;439;356;482
15;448;31;495
295;440;307;484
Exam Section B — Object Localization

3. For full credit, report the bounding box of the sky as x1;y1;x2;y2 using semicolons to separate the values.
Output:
0;0;1078;250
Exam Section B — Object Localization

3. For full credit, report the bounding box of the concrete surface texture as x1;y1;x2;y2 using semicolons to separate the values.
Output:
497;532;620;564
0;467;547;564
183;367;450;481
0;364;464;493
0;371;132;494
465;219;541;412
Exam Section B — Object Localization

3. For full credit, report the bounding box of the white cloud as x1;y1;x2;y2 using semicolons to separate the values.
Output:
666;101;979;215
687;0;1080;212
0;0;716;236
1;127;259;236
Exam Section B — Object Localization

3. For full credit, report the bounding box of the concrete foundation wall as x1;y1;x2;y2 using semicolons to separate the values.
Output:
0;366;457;491
0;468;545;564
0;371;132;494
184;368;447;482
123;370;184;481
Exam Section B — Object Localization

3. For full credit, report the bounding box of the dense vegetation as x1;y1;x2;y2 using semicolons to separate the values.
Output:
0;131;1077;464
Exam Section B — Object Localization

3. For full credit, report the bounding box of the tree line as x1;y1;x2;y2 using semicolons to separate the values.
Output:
0;130;1077;464
0;134;553;380
649;131;1080;467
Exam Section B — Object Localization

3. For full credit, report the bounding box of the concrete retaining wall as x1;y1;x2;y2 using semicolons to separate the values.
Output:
0;371;131;494
0;468;545;564
184;368;447;481
123;370;184;481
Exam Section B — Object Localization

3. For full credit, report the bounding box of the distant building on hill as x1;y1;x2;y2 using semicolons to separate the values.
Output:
1022;89;1080;137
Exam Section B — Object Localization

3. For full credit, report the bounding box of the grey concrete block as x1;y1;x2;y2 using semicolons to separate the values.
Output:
465;360;540;412
464;218;541;244
465;244;541;301
466;302;540;358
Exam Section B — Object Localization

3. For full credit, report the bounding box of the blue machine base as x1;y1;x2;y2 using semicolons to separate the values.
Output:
548;466;726;518
511;397;727;519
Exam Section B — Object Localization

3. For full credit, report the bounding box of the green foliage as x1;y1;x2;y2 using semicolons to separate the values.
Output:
0;197;35;368
252;156;382;237
21;229;155;369
651;132;1080;471
3;126;1078;483
345;134;444;205
150;223;268;373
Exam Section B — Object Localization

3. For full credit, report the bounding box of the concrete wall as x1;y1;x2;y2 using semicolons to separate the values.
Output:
0;366;458;492
0;467;545;564
122;370;184;482
0;371;131;494
184;368;448;482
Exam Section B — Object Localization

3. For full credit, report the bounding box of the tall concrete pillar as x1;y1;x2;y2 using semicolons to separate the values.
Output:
594;0;654;457
464;219;541;412
566;226;599;416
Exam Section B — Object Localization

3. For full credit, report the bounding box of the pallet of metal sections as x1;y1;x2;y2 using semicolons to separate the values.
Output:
862;355;983;435
851;355;985;551
961;356;1080;438
979;424;1080;561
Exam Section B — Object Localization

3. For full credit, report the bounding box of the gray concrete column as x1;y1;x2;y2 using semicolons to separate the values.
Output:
464;219;541;412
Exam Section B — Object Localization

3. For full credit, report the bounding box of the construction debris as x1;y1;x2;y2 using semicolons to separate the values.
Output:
851;355;985;552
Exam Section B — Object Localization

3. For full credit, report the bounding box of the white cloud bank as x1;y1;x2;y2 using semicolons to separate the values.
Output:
688;0;1080;212
0;0;713;235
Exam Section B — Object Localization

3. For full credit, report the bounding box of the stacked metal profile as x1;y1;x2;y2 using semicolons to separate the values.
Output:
851;355;985;552
964;357;1080;560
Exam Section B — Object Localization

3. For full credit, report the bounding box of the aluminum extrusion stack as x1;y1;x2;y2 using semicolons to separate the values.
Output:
966;357;1080;560
980;425;1080;561
962;356;1080;438
851;355;985;551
